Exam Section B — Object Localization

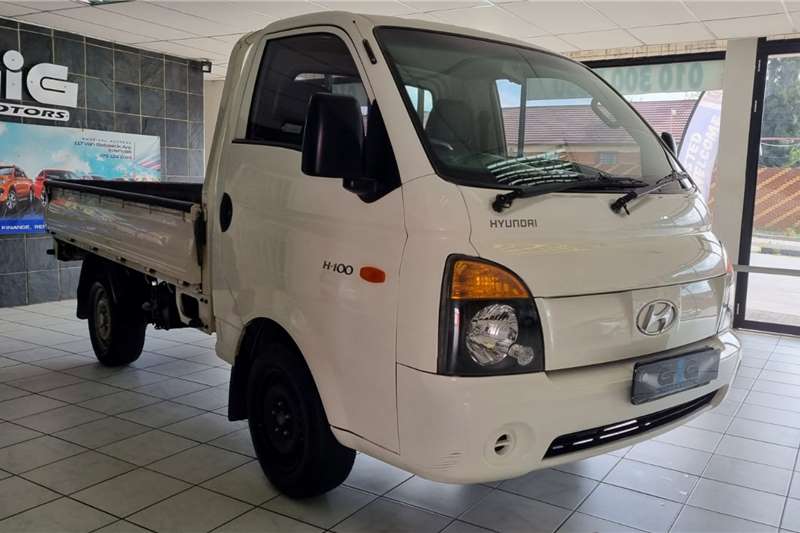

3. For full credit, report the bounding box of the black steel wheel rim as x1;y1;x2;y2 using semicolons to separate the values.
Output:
257;371;305;470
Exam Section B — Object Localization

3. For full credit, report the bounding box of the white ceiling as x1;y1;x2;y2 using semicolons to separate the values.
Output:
0;0;798;79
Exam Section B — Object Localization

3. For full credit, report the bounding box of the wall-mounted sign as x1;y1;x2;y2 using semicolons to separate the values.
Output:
0;50;78;122
0;121;161;234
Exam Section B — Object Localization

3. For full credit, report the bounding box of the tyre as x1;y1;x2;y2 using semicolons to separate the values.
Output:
87;279;146;366
5;188;16;212
247;342;355;498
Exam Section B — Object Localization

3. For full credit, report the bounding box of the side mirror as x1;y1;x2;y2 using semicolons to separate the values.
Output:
301;93;364;179
661;131;677;155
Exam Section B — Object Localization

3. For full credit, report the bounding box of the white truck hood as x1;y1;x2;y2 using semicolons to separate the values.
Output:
460;187;726;298
460;186;728;370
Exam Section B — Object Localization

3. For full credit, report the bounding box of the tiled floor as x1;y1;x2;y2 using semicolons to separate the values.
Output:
0;301;799;533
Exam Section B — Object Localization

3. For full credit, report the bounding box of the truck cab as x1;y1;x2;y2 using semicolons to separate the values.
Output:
46;11;740;499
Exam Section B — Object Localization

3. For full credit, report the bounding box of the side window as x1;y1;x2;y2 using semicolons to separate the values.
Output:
405;85;433;126
246;33;368;149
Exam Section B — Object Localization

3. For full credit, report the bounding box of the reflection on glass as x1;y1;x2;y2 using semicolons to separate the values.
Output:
593;60;725;205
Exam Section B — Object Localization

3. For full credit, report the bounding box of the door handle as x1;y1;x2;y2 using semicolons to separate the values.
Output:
219;192;233;232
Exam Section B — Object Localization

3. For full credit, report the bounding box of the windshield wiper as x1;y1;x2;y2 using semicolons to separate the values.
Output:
610;170;690;215
492;175;648;213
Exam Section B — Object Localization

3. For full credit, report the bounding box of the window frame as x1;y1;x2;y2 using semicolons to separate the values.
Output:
233;27;375;153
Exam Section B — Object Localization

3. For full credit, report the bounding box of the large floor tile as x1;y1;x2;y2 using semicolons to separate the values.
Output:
55;417;150;448
98;369;170;389
0;497;116;533
0;393;66;420
344;453;412;495
577;483;681;533
72;468;190;517
726;416;800;447
715;435;797;469
14;404;106;433
0;476;60;520
334;498;450;533
556;512;641;533
212;508;320;533
654;425;722;453
8;371;83;393
783;496;800;532
687;477;785;526
172;385;228;411
604;458;697;503
201;461;279;505
0;435;85;474
134;377;209;400
128;486;251;533
671;505;777;533
552;454;619;480
460;489;570;533
116;401;204;428
263;485;375;529
386;476;491;517
625;440;710;475
97;430;196;466
21;450;134;494
499;468;596;509
0;422;41;448
702;454;792;495
78;390;162;415
208;428;256;457
162;412;243;442
40;381;122;403
147;443;250;484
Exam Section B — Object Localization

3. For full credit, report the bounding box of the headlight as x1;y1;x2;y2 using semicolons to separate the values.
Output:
438;256;544;376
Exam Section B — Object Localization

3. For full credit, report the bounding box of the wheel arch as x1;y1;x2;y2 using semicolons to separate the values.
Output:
76;254;149;319
228;317;307;422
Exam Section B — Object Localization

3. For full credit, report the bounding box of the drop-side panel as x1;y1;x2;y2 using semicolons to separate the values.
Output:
45;184;202;288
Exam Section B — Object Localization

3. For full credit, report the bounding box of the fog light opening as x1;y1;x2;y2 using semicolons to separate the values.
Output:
493;433;513;456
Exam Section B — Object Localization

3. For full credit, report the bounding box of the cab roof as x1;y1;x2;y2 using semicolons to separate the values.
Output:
241;11;549;55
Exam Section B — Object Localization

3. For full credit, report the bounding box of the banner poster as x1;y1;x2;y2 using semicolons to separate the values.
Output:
677;90;723;201
0;121;161;234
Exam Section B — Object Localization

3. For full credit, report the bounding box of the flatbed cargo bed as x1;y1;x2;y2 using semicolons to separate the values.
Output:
45;179;205;292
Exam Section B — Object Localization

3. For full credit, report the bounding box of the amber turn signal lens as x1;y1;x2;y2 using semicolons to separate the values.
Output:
360;266;386;283
450;259;529;300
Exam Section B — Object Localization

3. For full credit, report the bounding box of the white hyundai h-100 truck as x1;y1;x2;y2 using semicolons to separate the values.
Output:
45;12;740;498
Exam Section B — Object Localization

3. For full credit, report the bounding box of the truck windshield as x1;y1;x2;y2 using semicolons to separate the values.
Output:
375;28;681;192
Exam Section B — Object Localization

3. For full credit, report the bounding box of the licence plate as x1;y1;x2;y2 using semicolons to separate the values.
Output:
631;349;720;405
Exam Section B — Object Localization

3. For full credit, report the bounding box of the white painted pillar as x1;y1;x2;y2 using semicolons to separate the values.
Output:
713;38;759;263
203;80;225;166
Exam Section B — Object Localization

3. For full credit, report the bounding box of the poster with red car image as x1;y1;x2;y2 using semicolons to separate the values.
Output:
0;121;161;234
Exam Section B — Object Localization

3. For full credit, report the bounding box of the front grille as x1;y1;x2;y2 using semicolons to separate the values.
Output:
544;391;716;458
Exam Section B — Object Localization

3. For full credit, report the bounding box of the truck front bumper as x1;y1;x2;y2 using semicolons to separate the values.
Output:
392;331;739;484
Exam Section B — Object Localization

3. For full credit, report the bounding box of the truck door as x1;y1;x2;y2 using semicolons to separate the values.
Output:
213;28;406;452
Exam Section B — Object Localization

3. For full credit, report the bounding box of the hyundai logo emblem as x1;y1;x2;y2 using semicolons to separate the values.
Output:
637;300;678;336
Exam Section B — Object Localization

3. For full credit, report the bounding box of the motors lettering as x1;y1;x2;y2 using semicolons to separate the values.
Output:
489;218;538;229
322;260;354;276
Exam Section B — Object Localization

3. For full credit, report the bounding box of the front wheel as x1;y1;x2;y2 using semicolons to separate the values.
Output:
247;342;355;498
87;280;146;366
5;189;16;212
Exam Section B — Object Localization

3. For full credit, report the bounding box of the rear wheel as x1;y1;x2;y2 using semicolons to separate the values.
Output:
87;279;146;366
247;342;355;498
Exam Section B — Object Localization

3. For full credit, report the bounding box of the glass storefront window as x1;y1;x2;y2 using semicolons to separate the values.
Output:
590;59;725;205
